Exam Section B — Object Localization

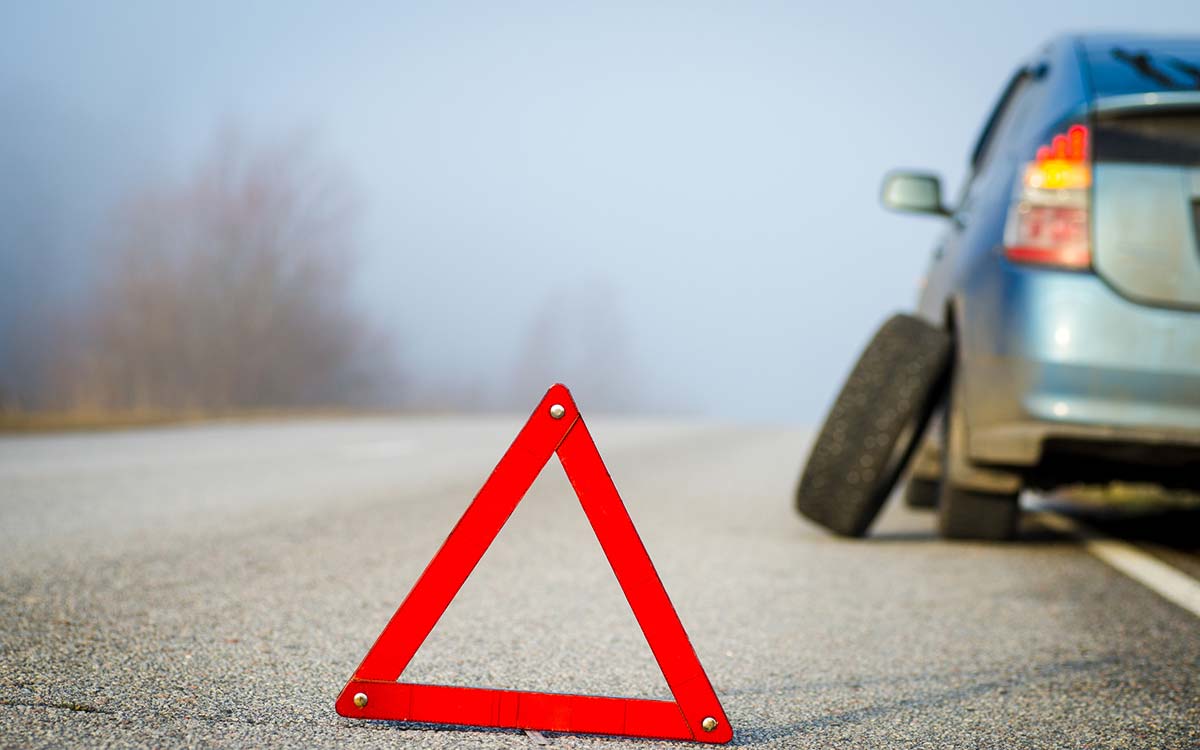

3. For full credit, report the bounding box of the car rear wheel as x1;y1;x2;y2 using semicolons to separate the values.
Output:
794;314;951;537
902;477;940;509
937;374;1020;540
938;485;1019;539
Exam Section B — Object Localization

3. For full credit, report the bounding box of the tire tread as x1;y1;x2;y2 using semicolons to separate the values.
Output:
795;314;951;536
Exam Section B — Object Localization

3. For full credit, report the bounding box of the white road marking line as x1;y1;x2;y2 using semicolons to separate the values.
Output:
1037;511;1200;619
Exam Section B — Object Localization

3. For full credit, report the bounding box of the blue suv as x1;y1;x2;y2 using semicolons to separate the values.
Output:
795;34;1200;540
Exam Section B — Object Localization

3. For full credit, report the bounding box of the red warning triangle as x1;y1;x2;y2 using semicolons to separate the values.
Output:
336;384;732;743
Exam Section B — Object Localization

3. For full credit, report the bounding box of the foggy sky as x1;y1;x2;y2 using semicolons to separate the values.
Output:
3;1;1197;421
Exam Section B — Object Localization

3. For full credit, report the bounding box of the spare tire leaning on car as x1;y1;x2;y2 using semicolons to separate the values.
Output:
794;314;952;537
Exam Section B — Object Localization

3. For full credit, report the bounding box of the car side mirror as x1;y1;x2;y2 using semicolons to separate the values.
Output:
881;172;949;217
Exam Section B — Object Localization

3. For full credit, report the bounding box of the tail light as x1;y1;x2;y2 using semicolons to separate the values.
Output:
1003;124;1092;270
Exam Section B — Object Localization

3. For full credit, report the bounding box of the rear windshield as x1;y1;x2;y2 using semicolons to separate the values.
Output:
1094;111;1200;166
1083;39;1200;98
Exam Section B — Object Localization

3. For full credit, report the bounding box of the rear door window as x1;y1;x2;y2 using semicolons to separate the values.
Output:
970;70;1034;171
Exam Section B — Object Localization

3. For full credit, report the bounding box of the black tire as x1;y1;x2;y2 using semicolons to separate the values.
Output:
938;486;1019;539
937;375;1020;540
902;477;940;509
795;314;952;537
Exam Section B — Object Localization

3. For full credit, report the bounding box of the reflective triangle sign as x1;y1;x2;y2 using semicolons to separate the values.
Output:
335;384;732;743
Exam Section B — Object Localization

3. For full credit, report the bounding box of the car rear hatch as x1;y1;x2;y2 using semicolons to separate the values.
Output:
1082;38;1200;310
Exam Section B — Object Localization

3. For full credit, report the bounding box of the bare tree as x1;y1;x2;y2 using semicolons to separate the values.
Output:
55;130;391;413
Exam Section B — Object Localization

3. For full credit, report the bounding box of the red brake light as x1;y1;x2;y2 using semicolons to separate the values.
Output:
1065;124;1087;160
1004;124;1092;271
1005;243;1091;269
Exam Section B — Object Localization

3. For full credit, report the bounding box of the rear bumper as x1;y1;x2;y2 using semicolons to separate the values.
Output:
959;263;1200;467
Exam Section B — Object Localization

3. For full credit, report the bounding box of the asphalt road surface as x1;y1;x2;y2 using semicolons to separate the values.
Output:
2;416;1198;749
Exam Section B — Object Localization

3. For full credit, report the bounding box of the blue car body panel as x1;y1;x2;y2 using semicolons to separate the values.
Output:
913;34;1200;482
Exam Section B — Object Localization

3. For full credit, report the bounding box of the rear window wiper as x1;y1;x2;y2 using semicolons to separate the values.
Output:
1111;48;1189;89
1166;56;1200;89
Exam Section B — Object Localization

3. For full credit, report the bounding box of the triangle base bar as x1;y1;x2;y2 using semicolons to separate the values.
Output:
337;680;694;741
